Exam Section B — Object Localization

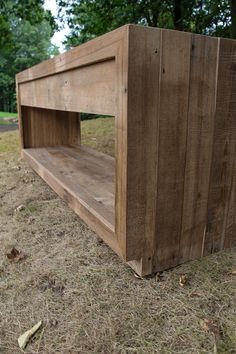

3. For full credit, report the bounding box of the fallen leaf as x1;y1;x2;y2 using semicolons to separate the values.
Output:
189;292;203;298
200;318;220;337
49;319;58;327
22;178;29;183
6;248;26;262
7;185;16;191
14;204;25;212
12;165;21;171
134;272;144;280
18;321;42;349
179;274;188;287
27;216;35;225
230;269;236;275
155;272;163;282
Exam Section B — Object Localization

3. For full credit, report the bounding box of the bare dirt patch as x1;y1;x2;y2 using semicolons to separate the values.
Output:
0;122;235;353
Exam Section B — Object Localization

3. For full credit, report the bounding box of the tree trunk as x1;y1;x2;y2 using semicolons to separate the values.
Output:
145;0;160;27
173;0;184;31
231;0;236;38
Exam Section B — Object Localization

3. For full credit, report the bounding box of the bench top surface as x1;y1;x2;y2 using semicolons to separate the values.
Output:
17;24;235;84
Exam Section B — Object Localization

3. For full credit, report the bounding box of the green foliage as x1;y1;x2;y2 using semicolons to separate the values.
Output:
1;0;236;113
0;0;59;112
57;0;235;49
13;20;59;72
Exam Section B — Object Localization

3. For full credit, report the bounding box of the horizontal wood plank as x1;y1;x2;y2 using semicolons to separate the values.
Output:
16;25;129;83
22;146;116;234
20;60;116;115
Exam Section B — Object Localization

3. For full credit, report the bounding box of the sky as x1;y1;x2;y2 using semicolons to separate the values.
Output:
43;0;70;52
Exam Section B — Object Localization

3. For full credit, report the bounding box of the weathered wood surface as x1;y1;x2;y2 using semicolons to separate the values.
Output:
179;35;219;263
16;25;128;83
22;107;80;148
204;38;236;254
20;60;116;115
17;25;236;276
126;25;161;271
22;146;118;253
153;29;191;272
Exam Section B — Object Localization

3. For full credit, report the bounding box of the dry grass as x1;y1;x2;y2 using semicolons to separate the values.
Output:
81;117;115;156
0;119;236;354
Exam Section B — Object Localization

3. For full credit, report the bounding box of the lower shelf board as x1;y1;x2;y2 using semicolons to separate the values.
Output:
22;145;116;236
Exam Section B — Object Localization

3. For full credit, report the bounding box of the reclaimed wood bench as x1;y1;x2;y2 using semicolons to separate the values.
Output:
16;24;236;276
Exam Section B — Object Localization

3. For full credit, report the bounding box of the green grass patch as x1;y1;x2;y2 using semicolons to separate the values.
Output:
0;112;18;126
0;111;18;118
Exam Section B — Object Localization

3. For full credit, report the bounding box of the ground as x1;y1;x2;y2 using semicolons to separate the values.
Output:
0;112;18;127
0;119;235;354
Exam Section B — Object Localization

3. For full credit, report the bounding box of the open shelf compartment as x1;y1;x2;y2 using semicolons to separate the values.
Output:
22;145;115;232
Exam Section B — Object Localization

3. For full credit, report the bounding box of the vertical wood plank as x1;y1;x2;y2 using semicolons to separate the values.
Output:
16;82;25;152
153;29;191;271
179;35;219;262
224;149;236;249
221;39;236;250
115;33;129;259
124;26;161;263
22;107;80;148
204;38;236;254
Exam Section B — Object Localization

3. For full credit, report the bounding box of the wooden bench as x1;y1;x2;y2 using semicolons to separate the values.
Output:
16;24;236;276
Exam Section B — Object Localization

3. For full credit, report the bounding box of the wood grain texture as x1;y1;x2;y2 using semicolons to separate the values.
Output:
17;25;236;276
204;38;236;255
224;150;236;249
153;29;192;271
114;34;129;260
21;107;80;148
126;26;161;267
179;35;219;263
22;146;118;252
16;83;24;150
16;25;128;83
20;60;116;115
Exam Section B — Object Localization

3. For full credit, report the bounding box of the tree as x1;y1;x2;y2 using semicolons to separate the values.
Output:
231;0;236;38
173;0;184;30
0;0;59;112
57;0;236;49
13;20;59;73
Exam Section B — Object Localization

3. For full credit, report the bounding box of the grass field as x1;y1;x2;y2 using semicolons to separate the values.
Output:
0;112;18;118
0;112;18;125
0;119;235;353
